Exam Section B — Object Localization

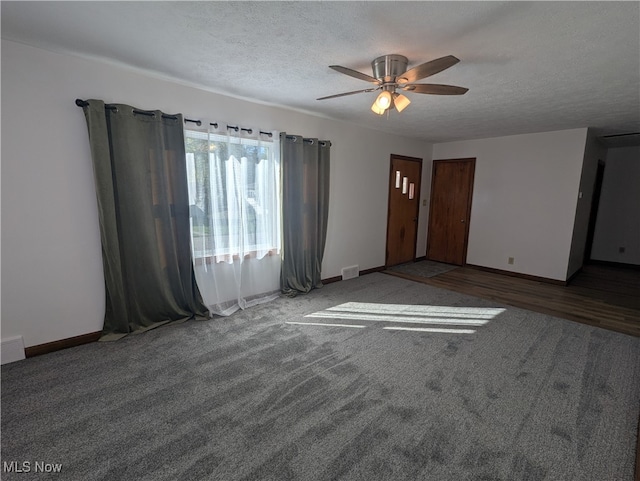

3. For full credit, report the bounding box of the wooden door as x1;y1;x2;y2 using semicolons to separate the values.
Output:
426;158;475;265
386;155;422;267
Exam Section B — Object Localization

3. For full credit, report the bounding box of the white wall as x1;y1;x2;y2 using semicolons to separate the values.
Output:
433;129;588;281
1;40;432;347
591;146;640;265
566;129;607;278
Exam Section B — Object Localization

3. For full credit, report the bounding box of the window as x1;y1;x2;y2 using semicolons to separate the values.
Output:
185;129;280;263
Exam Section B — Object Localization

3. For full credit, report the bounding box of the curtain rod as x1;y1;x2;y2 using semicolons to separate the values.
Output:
184;118;273;138
75;100;328;145
285;135;331;147
75;99;179;120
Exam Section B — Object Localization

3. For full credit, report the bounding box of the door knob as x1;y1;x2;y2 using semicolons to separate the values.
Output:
461;219;465;223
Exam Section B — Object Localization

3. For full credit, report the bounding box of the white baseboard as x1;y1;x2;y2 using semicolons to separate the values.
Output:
1;336;26;364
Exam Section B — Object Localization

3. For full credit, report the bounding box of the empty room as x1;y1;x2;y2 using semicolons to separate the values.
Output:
2;2;639;480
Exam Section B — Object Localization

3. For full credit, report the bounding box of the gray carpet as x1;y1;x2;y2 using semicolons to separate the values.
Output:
387;259;459;278
2;273;639;481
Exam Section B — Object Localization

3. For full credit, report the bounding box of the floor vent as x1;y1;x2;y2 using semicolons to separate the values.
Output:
341;265;360;280
1;336;25;365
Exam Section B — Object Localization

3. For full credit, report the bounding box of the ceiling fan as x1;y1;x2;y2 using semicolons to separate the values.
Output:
317;54;468;115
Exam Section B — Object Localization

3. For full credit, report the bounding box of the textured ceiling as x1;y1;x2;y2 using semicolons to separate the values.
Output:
2;1;639;144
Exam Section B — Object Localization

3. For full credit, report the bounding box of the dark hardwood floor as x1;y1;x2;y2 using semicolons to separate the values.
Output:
385;263;640;337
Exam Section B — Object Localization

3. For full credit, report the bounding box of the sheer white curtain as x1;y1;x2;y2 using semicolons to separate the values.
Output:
185;122;281;316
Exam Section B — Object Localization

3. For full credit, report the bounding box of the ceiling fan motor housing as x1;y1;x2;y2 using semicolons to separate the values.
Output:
372;54;408;82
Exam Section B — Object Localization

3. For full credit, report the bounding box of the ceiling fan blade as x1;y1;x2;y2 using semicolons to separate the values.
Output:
317;87;379;101
403;84;469;95
398;55;460;83
329;65;380;84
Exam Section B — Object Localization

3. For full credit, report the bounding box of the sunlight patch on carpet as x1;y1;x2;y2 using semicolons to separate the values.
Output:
297;302;506;333
383;326;476;334
285;321;366;329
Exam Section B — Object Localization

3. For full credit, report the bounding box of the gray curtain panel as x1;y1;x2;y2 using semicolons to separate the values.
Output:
81;100;208;340
280;133;330;295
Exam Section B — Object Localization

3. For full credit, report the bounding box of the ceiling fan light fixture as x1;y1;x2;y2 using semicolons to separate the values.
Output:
393;93;411;112
375;90;393;110
371;101;386;115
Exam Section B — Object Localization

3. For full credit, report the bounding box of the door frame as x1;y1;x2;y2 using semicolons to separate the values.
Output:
426;157;475;265
583;159;605;264
385;154;423;267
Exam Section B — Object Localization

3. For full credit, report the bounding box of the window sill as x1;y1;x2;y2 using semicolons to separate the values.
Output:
194;248;279;265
